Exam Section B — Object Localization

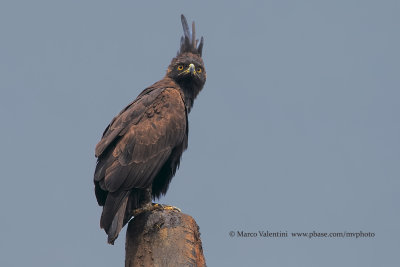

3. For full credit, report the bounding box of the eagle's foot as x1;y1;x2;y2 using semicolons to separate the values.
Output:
152;203;181;212
132;203;153;216
132;203;181;217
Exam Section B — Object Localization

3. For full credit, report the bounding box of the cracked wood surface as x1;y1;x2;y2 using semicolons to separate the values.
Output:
125;209;206;267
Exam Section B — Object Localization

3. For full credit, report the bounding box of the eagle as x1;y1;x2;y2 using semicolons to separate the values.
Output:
94;15;206;244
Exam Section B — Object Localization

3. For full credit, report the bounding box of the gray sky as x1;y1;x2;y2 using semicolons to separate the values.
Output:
1;1;399;266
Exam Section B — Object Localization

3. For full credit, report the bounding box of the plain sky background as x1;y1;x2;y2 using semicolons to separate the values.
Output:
1;1;399;266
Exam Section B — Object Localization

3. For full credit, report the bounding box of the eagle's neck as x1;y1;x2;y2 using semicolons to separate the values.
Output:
179;80;203;113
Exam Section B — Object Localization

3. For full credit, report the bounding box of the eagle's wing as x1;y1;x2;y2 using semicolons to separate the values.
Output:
95;86;163;158
93;85;187;242
95;86;186;192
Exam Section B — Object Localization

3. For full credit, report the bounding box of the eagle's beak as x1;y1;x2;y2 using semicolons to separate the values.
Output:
188;63;195;74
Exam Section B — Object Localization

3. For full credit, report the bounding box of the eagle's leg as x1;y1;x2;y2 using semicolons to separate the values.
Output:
131;188;153;216
132;188;181;216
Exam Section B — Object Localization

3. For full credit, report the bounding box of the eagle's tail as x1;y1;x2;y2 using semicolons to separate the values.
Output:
100;191;130;245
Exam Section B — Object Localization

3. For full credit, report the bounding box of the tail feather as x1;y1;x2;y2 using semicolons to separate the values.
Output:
100;191;130;244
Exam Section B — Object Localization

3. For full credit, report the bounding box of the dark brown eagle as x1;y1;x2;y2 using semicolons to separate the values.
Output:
94;15;206;244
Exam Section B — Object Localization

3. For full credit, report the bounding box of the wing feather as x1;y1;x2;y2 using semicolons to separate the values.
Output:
94;85;186;194
95;86;164;158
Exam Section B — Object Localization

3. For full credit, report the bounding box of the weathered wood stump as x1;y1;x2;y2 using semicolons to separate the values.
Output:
125;209;206;267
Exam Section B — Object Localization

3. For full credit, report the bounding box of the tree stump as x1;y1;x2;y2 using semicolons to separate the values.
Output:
125;209;206;267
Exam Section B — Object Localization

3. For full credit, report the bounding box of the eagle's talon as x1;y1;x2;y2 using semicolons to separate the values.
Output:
152;203;181;212
132;203;181;217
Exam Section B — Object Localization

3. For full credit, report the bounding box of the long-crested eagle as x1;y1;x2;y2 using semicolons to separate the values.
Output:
94;15;206;244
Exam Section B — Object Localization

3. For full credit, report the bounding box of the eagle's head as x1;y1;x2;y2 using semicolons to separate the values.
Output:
167;52;206;89
166;15;206;111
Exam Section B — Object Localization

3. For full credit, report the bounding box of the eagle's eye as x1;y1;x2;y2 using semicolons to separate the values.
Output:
196;67;202;73
177;65;184;71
